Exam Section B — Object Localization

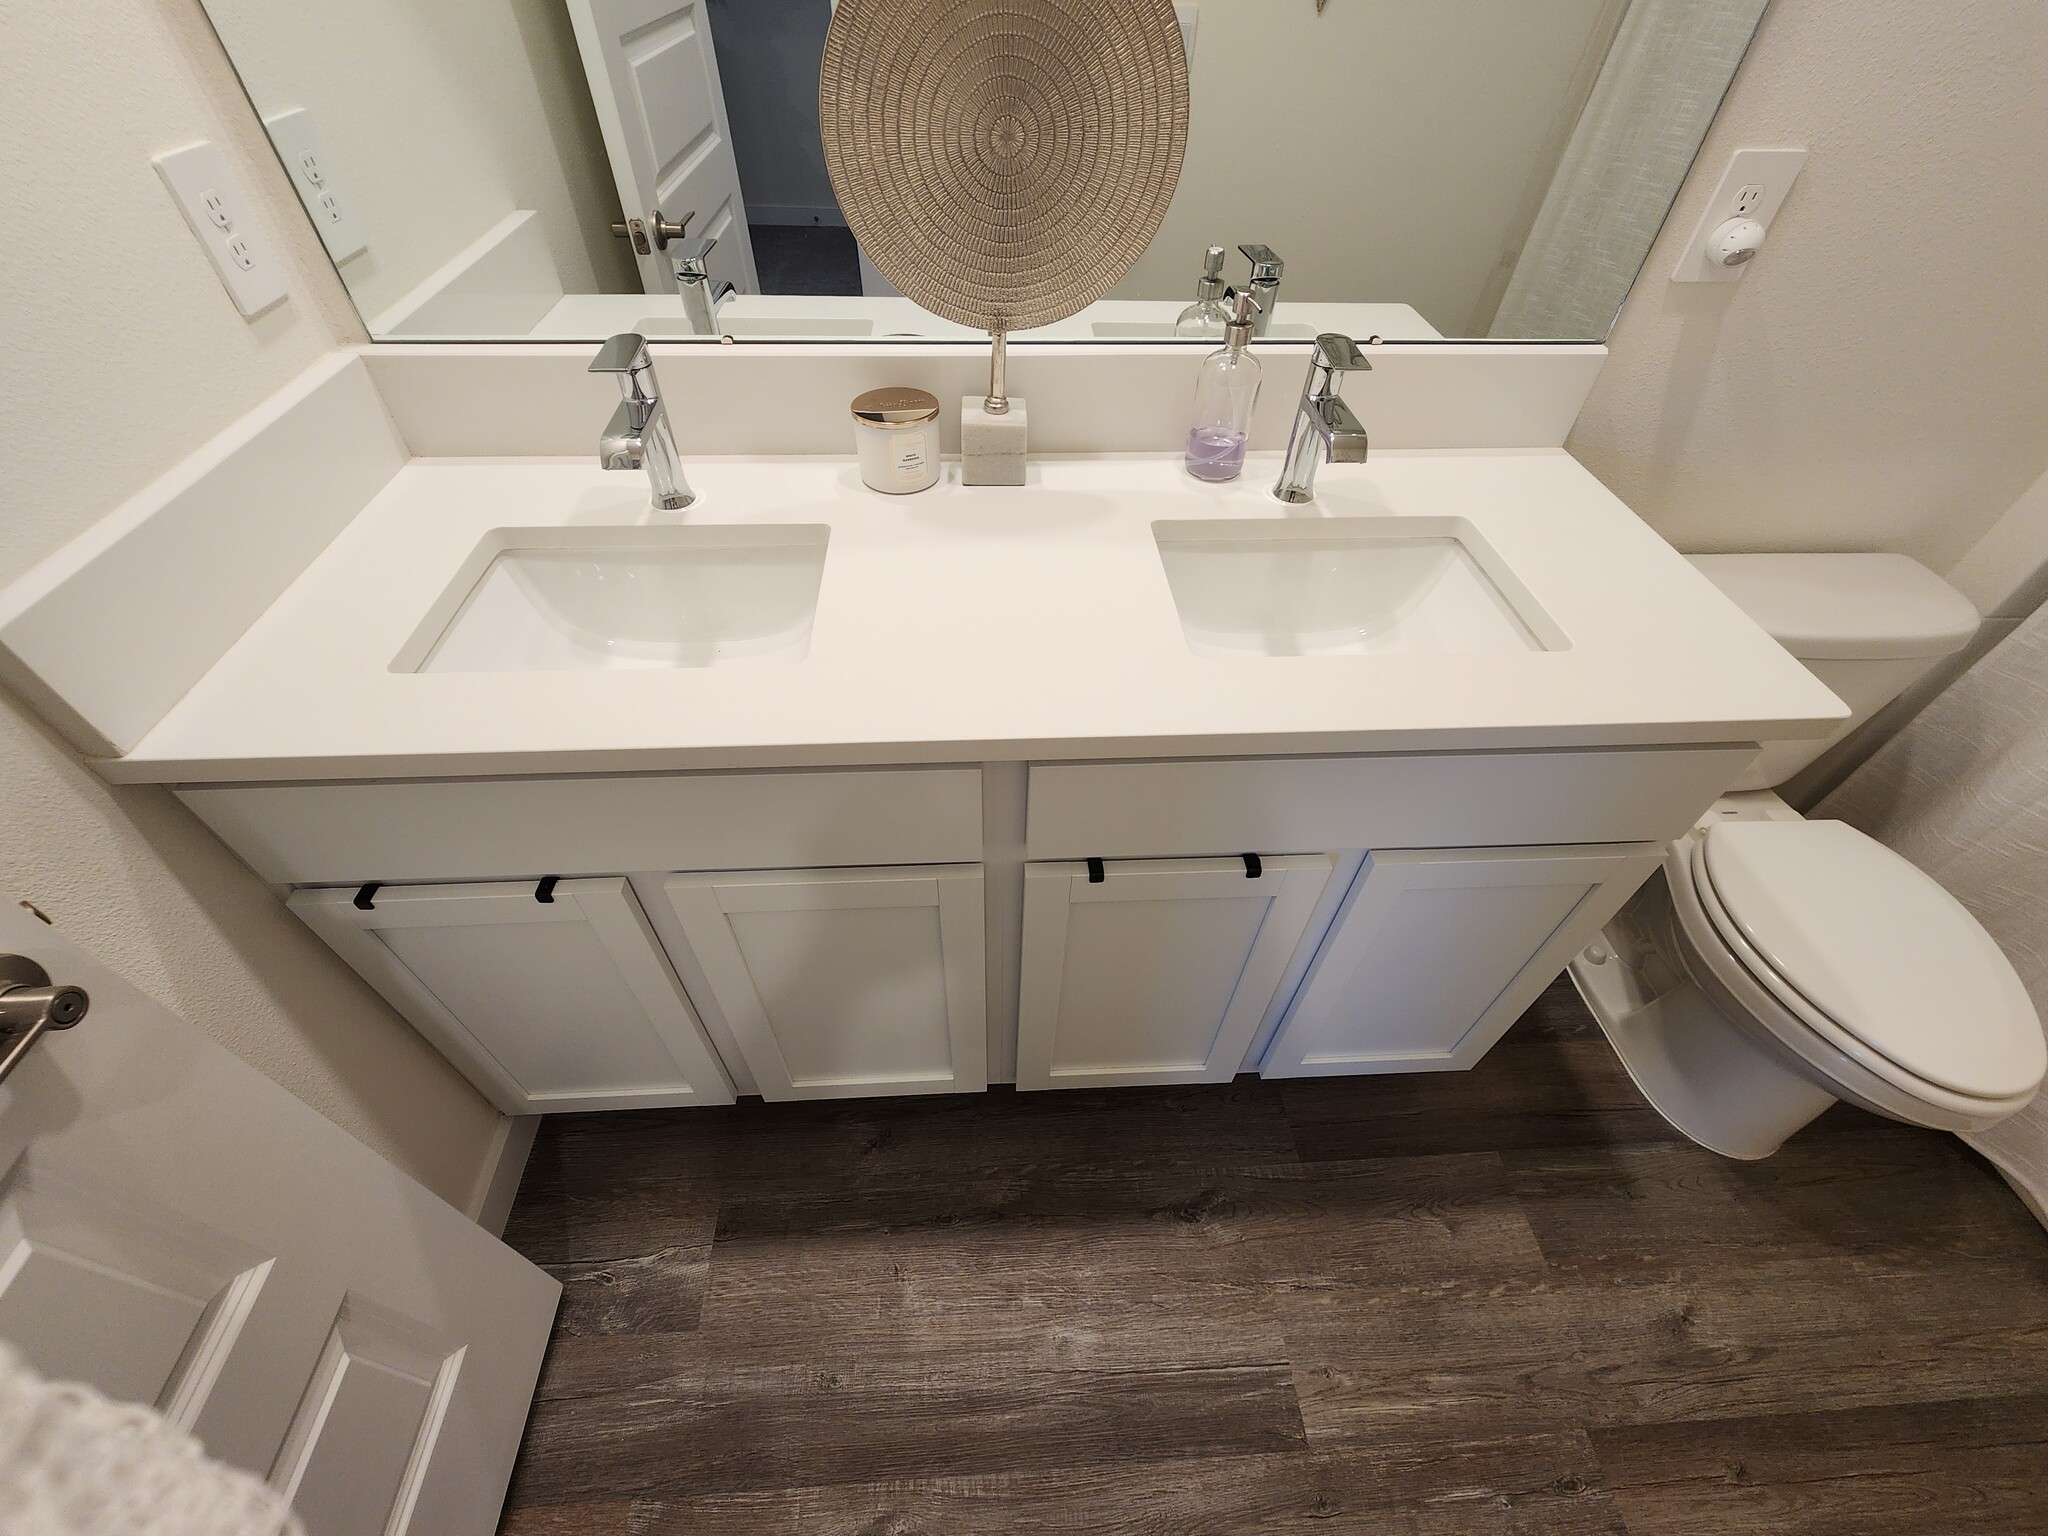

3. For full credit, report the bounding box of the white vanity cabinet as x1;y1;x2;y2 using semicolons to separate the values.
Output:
1016;856;1331;1090
180;744;1741;1111
662;866;987;1100
288;878;735;1115
1262;843;1663;1076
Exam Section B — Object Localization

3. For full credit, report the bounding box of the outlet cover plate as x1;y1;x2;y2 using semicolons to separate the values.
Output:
265;108;369;264
152;141;289;318
1672;148;1808;284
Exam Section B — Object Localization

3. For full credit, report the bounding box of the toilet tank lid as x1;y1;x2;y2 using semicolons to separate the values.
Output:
1687;553;1980;660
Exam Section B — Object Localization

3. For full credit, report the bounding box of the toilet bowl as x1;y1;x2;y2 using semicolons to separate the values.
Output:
1570;554;2047;1158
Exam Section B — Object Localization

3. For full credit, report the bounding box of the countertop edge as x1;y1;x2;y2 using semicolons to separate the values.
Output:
105;728;1799;787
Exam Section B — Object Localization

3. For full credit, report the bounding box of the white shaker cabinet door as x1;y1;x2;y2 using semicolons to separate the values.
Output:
1265;843;1663;1077
663;866;988;1101
290;878;735;1115
1017;856;1333;1090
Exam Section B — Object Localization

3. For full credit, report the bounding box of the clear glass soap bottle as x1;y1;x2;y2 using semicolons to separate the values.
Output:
1174;245;1231;339
1184;289;1262;482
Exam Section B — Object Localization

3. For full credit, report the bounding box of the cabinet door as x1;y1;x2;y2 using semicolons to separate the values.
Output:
663;866;987;1101
289;878;735;1115
1017;856;1332;1091
1265;844;1661;1077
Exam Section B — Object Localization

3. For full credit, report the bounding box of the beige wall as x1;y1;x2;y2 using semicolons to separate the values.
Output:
1571;0;2048;572
0;1;501;1210
1114;0;1623;335
204;0;640;323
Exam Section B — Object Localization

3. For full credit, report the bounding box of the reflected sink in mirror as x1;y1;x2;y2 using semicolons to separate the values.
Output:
395;525;830;674
1153;518;1564;659
1092;320;1319;341
636;315;877;340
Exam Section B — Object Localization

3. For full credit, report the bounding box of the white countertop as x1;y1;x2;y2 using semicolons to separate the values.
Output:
104;451;1845;783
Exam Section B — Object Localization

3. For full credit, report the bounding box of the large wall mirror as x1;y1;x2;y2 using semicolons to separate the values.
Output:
201;0;1768;344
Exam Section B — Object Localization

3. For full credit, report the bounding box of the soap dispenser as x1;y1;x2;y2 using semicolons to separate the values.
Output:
1184;289;1262;482
1174;246;1232;338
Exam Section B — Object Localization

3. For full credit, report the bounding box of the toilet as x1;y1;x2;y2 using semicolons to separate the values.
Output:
1571;553;2047;1158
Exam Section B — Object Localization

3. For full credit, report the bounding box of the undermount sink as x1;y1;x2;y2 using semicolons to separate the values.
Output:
1153;517;1562;658
395;525;829;673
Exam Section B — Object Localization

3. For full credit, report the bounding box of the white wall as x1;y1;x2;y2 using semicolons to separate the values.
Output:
1113;0;1623;335
0;1;502;1210
1570;0;2048;572
204;0;639;322
1948;467;2048;631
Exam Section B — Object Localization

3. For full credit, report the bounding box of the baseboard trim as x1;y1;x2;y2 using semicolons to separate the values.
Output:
748;205;848;228
467;1113;541;1236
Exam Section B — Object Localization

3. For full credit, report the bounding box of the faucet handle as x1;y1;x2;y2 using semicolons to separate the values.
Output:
591;333;652;374
592;333;658;407
1240;244;1284;281
1312;333;1372;373
670;236;719;278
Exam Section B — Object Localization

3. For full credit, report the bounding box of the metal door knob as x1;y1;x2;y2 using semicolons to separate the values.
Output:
0;954;88;1086
649;209;695;249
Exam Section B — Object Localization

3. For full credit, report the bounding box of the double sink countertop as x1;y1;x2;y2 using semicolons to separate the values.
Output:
102;451;1846;783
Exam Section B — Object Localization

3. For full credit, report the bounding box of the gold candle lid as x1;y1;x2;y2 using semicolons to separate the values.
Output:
852;386;941;427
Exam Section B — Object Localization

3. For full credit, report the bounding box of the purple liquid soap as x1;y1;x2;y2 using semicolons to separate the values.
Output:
1184;426;1247;482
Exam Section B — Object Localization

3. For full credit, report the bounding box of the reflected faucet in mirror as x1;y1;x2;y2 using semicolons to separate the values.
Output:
671;237;736;338
590;333;694;511
1239;245;1284;338
1275;333;1371;505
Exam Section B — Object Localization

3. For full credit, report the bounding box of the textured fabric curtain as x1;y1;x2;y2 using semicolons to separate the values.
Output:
1490;0;1770;340
1822;602;2048;1225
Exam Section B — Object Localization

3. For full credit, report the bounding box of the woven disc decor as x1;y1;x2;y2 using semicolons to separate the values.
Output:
820;0;1190;335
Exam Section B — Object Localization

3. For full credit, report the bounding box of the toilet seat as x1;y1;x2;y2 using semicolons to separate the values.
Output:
1680;821;2044;1111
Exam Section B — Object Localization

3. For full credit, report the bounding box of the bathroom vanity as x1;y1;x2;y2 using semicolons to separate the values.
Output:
1;349;1841;1116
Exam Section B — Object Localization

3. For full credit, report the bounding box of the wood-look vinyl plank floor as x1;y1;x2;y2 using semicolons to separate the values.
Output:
497;979;2048;1533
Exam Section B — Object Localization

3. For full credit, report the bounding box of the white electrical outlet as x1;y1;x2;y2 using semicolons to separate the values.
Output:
152;141;290;318
1672;148;1808;284
265;107;369;263
1175;3;1198;61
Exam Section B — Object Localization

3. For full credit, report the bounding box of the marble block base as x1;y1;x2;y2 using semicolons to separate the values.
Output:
961;397;1027;486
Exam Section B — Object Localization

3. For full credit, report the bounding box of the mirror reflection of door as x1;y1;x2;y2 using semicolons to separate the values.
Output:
565;0;762;299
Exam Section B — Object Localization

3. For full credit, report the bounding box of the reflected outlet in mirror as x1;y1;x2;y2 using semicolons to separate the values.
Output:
395;525;830;674
1153;517;1565;659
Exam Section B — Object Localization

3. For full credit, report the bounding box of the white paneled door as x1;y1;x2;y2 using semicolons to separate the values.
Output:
289;878;735;1116
567;0;761;297
0;898;558;1536
1265;844;1663;1076
665;866;987;1100
1017;856;1332;1090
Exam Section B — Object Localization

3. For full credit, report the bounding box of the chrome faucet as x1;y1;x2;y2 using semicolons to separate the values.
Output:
1239;244;1283;337
589;333;693;510
1274;334;1372;504
672;237;736;338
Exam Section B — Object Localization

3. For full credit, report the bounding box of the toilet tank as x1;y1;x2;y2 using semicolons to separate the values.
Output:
1689;554;1980;791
